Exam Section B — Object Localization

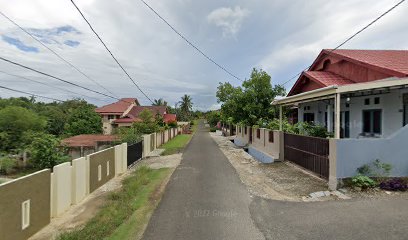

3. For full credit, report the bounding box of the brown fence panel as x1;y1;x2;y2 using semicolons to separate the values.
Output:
89;148;115;193
284;133;329;179
0;169;51;240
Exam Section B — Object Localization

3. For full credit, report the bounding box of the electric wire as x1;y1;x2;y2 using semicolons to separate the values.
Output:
281;0;406;86
70;0;154;104
0;11;119;98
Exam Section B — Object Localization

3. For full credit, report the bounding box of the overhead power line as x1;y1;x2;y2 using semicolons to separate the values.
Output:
0;56;130;103
70;0;154;104
281;0;406;86
139;0;243;82
0;70;106;102
0;11;119;98
0;85;65;102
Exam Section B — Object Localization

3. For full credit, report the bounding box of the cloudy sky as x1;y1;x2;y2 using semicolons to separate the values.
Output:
0;0;407;110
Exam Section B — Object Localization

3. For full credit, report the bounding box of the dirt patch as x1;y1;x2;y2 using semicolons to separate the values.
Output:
139;153;182;169
210;133;328;202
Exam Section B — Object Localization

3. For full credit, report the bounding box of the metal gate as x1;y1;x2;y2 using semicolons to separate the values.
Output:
284;133;329;179
127;141;143;166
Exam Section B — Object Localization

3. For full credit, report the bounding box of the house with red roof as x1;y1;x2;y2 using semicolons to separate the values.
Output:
95;98;176;134
274;49;408;139
267;49;408;186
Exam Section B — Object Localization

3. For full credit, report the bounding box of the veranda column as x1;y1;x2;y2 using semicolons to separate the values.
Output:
335;93;341;139
327;104;332;133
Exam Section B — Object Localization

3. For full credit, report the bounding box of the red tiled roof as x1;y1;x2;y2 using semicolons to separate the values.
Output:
113;117;142;123
62;134;118;147
323;49;408;76
304;71;355;86
163;114;177;123
126;106;167;118
95;98;138;114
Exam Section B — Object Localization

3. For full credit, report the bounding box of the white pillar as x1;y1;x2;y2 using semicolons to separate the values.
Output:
279;105;283;131
327;104;332;133
335;93;341;139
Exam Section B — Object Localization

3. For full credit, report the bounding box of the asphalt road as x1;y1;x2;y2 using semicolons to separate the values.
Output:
142;120;264;240
143;120;408;240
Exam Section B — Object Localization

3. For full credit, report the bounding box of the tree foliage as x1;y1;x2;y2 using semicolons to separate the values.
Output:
216;68;286;125
152;98;168;106
206;111;221;127
64;105;102;136
29;133;69;169
178;94;193;121
0;106;46;151
132;109;160;134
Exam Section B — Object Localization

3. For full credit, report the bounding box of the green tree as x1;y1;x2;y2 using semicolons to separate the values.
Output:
152;98;168;106
216;68;286;126
0;106;46;151
132;109;160;134
29;133;69;169
178;94;193;121
206;111;221;127
64;105;102;136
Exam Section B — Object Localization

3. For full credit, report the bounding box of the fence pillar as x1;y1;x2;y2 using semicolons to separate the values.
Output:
278;131;285;162
328;138;338;190
114;144;123;176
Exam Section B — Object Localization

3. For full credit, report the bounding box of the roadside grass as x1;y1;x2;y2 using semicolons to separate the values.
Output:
58;166;171;240
161;134;192;155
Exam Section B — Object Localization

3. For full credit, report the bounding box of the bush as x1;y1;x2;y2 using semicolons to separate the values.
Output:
351;175;377;190
0;156;16;174
357;159;392;180
190;121;194;125
379;178;408;191
29;133;69;169
210;127;217;132
167;120;177;128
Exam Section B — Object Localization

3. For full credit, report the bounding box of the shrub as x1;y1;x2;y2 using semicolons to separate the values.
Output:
167;120;177;128
209;127;217;132
0;156;16;174
379;178;408;191
357;159;392;179
351;175;377;190
29;133;69;169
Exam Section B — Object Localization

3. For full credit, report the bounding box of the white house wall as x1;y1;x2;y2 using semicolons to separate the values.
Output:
298;88;408;138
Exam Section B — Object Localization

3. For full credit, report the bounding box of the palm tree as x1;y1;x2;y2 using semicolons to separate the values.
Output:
152;98;168;106
179;95;193;120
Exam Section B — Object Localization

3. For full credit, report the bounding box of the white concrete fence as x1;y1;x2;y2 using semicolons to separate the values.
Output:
0;127;185;240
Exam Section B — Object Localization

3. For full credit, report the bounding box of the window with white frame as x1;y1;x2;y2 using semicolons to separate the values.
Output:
21;200;30;230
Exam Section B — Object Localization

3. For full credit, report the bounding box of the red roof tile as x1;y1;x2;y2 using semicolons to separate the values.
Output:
113;117;142;123
304;71;355;86
163;114;177;123
62;134;118;147
95;98;138;114
126;106;167;118
323;49;408;76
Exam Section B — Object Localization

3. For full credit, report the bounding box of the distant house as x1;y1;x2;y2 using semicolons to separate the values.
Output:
95;98;176;135
62;134;118;159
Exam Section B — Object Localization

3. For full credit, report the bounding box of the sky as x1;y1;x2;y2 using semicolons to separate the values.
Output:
0;0;407;110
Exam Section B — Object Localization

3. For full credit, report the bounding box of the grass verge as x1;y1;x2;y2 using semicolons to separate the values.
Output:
58;166;171;240
161;134;193;155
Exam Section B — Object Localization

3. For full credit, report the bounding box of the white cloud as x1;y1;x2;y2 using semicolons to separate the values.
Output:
207;6;250;37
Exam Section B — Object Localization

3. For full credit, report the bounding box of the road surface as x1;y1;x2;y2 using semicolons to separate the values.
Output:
143;120;408;240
